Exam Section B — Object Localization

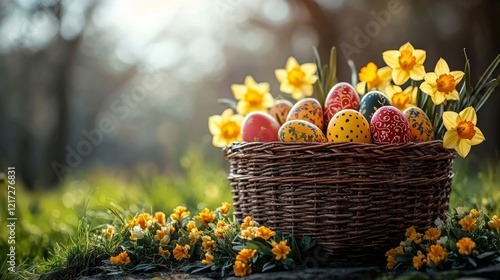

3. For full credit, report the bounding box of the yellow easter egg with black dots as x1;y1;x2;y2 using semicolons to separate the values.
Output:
327;109;372;143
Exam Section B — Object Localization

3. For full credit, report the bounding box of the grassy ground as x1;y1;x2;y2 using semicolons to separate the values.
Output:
0;149;499;279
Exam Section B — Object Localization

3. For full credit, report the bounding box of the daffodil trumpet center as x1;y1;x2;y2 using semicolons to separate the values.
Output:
222;121;240;139
391;92;411;110
288;67;306;86
245;89;263;105
436;74;456;94
398;50;417;71
456;120;476;140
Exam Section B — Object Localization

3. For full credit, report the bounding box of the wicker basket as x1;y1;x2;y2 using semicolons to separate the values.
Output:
223;140;455;262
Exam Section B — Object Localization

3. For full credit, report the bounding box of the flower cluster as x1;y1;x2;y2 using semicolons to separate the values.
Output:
386;208;500;271
208;42;500;158
102;203;315;277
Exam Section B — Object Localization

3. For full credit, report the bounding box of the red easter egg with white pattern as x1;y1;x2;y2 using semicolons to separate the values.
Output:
241;112;280;142
324;82;360;128
286;98;324;131
370;106;413;144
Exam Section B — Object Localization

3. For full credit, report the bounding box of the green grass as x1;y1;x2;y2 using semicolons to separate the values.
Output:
0;148;499;279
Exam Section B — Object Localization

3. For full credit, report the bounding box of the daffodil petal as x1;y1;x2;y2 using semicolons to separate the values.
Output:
459;107;477;125
221;108;234;119
413;49;426;64
231;84;247;100
442;111;458;130
257;82;270;94
212;135;225;148
275;69;287;83
400;42;414;52
409;65;425;81
262;94;275;108
424;73;438;86
392;68;409;85
280;80;294;94
305;75;318;84
208;115;222;134
236;101;249;115
378;66;392;80
447;90;460;100
384;85;396;97
244;76;258;88
419;82;434;96
433;92;445;105
434;58;450;76
456;140;471;158
292;88;303;100
471;127;485;145
443;130;459;148
450;71;465;84
300;63;317;76
382;50;400;69
301;84;313;97
356;82;367;94
286;57;299;70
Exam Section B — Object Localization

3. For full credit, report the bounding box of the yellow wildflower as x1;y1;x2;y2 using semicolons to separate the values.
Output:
469;209;480;219
424;227;441;242
189;228;203;245
202;236;216;252
233;260;252;277
420;58;464;105
154;227;170;246
427;244;448;267
173;244;191;261
456;237;476;255
218;202;232;216
186;221;197;232
236;248;257;263
459;215;478;232
170;224;176;235
240;216;256;230
356;62;392;95
275;56;318;100
488;215;500;230
170;206;190;222
413;250;426;270
201;253;214;265
110;251;130;265
385;248;399;270
154;212;166;226
384;85;417;111
256;226;276;241
382;42;426;85
215;220;228;238
102;225;115;239
195;208;216;225
231;76;274;115
208;108;244;148
442;107;485;158
136;213;152;229
239;227;257;240
158;246;171;258
271;240;291;261
129;225;144;242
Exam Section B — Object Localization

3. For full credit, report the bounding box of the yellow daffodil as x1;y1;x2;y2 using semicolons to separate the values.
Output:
215;220;228;238
231;76;274;115
208;108;244;148
423;227;441;242
488;215;500;230
256;226;276;241
271;240;291;260
201;236;216;252
275;56;318;100
186;221;197;232
110;251;131;265
384;85;417;111
236;248;257;263
158;246;171;258
355;62;392;95
382;42;426;85
405;226;422;244
233;260;252;277
413;250;426;270
385;248;400;270
239;227;257;240
170;206;190;221
240;216;256;230
195;208;216;225
426;244;448;267
136;213;152;229
154;227;170;246
442;107;485;158
173;244;191;261
420;58;464;105
201;253;214;265
189;228;202;245
456;237;476;255
217;202;231;216
469;209;480;219
458;215;478;232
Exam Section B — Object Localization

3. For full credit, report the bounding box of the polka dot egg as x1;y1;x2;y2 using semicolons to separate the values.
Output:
327;109;372;143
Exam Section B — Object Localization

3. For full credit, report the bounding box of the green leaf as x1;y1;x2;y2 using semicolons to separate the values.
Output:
232;245;246;252
475;54;500;94
474;77;499;111
322;64;329;94
347;59;358;86
467;256;477;267
313;46;323;83
282;258;295;270
477;251;497;259
262;262;276;272
300;236;316;252
247;240;271;253
328;46;337;90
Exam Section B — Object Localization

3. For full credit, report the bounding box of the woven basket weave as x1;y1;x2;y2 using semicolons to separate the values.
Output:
223;140;455;261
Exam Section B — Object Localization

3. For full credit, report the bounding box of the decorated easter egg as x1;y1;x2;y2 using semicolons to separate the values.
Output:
327;109;372;143
278;120;327;142
403;107;434;142
358;90;392;123
241;112;280;142
324;82;361;127
286;98;324;131
370;106;413;144
269;99;293;125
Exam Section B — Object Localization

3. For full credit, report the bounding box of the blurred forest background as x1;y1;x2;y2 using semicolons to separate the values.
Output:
0;0;499;191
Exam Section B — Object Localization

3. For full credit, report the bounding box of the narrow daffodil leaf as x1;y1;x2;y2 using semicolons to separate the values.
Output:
347;59;357;86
